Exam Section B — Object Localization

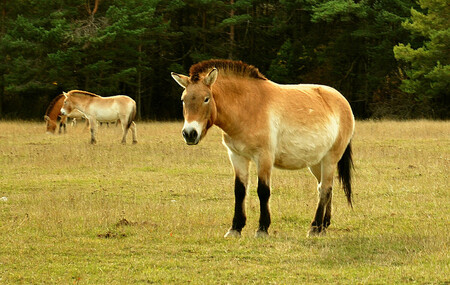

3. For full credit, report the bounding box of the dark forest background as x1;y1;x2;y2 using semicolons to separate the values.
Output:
0;0;448;120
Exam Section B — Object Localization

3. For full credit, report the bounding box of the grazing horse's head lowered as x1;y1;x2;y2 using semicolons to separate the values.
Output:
44;93;85;134
171;68;218;145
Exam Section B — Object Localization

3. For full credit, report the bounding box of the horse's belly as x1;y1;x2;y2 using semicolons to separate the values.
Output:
273;120;339;169
93;109;119;121
274;143;327;169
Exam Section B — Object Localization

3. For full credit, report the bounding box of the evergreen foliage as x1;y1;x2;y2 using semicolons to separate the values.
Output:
0;0;447;119
394;0;449;118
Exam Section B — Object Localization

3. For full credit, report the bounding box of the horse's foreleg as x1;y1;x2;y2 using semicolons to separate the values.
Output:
59;116;67;134
308;161;335;237
255;155;272;238
224;152;249;238
88;118;97;144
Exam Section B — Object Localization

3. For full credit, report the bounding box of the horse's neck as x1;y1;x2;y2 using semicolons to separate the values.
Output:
213;78;265;135
49;99;63;120
72;96;91;114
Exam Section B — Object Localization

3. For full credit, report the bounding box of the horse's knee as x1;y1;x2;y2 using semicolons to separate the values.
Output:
318;185;332;203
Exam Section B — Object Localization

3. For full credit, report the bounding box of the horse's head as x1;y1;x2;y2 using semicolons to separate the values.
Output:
171;68;218;145
44;115;57;134
60;91;73;116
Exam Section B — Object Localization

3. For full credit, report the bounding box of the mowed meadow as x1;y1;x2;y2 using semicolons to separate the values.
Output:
0;120;448;284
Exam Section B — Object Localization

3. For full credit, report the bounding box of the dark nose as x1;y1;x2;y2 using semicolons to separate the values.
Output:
182;129;198;145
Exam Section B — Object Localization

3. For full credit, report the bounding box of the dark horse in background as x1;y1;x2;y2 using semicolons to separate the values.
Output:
172;59;354;237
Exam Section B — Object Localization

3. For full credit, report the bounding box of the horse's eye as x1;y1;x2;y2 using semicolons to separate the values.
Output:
204;97;210;103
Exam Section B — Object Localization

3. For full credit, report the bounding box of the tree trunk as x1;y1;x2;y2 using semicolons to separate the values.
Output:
0;0;6;117
86;0;100;16
229;0;235;59
136;44;142;120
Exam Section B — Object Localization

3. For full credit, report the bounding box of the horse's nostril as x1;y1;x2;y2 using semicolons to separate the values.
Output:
182;130;188;139
191;130;198;140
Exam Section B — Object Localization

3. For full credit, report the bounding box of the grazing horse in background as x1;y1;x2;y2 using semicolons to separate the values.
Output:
172;59;355;237
44;94;86;134
60;90;137;144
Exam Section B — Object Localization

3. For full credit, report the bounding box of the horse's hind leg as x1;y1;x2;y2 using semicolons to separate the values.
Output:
308;160;335;237
309;163;332;230
130;122;137;144
120;118;129;144
224;151;250;238
255;154;272;238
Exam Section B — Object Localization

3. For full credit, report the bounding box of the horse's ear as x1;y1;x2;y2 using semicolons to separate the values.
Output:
62;91;68;98
171;72;189;89
203;68;218;87
44;115;50;121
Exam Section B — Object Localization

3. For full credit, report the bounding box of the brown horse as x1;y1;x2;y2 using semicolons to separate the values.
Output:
172;59;355;237
44;94;85;134
60;90;137;144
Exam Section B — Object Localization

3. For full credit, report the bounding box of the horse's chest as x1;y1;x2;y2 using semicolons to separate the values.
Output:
222;133;255;159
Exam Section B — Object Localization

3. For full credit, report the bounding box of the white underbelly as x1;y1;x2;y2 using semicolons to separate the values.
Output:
272;118;339;169
90;106;120;121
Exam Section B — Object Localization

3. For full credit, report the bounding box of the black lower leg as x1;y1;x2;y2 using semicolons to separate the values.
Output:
231;177;246;232
323;201;332;228
90;128;96;143
311;188;332;233
257;179;271;232
311;204;325;233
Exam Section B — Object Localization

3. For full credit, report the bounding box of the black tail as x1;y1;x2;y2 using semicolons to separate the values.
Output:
127;103;137;129
337;142;354;207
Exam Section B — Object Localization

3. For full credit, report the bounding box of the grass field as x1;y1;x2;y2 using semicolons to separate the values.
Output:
0;120;449;284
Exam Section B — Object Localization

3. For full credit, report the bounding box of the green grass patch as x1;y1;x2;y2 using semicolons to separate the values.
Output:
0;120;449;284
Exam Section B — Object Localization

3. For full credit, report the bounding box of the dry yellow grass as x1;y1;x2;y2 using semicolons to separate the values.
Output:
0;120;449;284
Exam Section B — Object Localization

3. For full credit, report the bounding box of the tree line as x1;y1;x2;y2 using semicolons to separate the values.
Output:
0;0;448;120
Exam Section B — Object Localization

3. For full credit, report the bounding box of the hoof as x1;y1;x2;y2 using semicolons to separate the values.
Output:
224;229;241;238
90;140;97;144
132;140;138;144
307;226;326;237
255;230;269;238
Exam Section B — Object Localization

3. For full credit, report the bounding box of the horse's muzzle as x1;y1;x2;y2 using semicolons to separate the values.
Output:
182;129;199;145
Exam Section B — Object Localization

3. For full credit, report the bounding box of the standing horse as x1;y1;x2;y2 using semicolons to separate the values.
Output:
172;59;355;237
60;90;137;144
44;94;86;134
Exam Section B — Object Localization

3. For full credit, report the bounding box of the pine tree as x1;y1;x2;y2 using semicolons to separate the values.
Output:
394;0;450;118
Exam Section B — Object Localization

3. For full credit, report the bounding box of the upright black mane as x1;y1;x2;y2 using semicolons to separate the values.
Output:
189;59;267;82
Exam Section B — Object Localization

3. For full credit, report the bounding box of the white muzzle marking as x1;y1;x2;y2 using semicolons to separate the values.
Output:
182;120;203;145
